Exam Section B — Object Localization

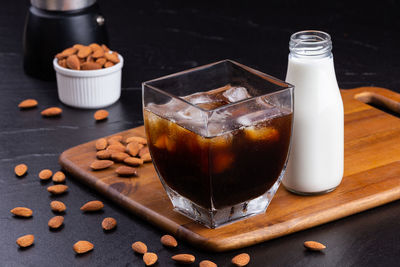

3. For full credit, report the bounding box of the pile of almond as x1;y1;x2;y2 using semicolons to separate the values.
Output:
90;135;151;176
55;43;120;70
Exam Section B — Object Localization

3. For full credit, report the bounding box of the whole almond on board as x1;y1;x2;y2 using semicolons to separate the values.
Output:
96;138;108;150
16;234;34;248
11;207;33;217
126;142;143;157
48;216;64;229
94;109;109;121
39;169;52;180
143;252;158;266
231;253;250;266
108;139;124;146
171;254;195;264
41;107;62;117
81;62;102;70
126;136;147;145
77;46;92;58
96;57;107;66
73;240;94;254
304;241;326;251
115;166;138;177
161;235;178;247
123;157;143;166
66;54;80;70
101;217;117;230
47;184;68;195
107;144;126;152
141;153;152;163
52;171;66;183
50;200;66;213
89;43;102;51
132;241;147;254
96;150;111;160
92;49;105;58
199;260;217;267
109;135;123;142
104;61;114;68
139;146;149;157
18;99;38;109
111;152;130;162
14;164;28;177
80;200;104;212
90;160;113;170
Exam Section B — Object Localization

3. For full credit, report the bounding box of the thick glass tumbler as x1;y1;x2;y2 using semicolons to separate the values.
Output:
143;60;294;228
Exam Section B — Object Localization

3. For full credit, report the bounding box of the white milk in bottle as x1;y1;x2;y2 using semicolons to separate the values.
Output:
283;30;344;194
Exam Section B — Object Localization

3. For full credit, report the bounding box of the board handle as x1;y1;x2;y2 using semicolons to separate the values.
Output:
354;91;400;115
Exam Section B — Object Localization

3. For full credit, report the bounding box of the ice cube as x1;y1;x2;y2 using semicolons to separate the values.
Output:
244;126;279;142
222;86;251;103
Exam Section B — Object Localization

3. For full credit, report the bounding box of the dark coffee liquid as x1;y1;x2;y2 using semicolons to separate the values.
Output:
144;109;292;209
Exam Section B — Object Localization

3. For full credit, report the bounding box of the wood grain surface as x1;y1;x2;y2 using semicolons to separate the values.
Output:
59;87;400;252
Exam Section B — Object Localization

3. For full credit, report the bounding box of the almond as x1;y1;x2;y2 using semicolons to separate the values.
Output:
304;241;326;251
108;139;123;146
115;166;138;177
104;61;114;68
80;200;104;212
90;160;113;170
92;49;105;58
123;157;143;166
140;153;152;163
48;216;64;229
14;164;28;177
86;55;94;62
101;217;117;230
231;253;250;266
143;252;158;266
81;61;102;70
47;184;68;195
41;107;62;117
106;144;126;152
52;171;66;183
94;109;109;121
18;99;38;109
111;152;130;162
199;260;217;267
96;138;108;150
161;235;178;248
132;241;147;254
77;46;92;58
96;150;111;160
89;43;102;51
105;52;120;63
102;44;110;52
58;58;67;68
138;146;149;157
73;240;94;254
171;254;195;264
126;136;147;145
50;200;66;213
10;207;33;217
73;44;85;50
61;47;77;57
109;135;123;142
66;54;80;70
126;142;143;157
96;57;107;66
39;169;52;180
16;234;34;248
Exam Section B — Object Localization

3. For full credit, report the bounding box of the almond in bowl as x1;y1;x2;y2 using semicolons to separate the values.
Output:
53;43;123;109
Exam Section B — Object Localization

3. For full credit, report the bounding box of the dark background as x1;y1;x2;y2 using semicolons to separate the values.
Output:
1;0;400;266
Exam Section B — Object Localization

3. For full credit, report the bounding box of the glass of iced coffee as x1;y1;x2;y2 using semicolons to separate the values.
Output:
143;60;293;228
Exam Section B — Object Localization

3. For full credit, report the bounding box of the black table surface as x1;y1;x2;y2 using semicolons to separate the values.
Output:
1;1;400;266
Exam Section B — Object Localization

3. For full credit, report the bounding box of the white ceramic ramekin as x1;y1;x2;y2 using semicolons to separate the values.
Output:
53;55;123;109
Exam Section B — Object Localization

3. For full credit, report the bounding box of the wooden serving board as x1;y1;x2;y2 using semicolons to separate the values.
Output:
59;87;400;252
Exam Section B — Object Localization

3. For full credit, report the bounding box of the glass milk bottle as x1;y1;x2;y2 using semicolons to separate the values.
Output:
282;30;344;195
